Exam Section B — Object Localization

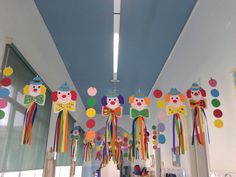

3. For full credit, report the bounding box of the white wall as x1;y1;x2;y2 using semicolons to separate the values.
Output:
0;0;87;151
149;0;236;176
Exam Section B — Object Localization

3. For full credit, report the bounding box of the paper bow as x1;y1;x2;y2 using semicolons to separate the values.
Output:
167;105;187;116
53;101;76;113
130;108;149;119
189;99;206;109
102;106;122;117
24;94;45;106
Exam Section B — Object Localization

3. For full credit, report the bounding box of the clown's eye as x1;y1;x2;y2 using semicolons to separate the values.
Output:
171;97;174;100
198;91;200;94
176;97;179;99
192;92;194;94
141;100;143;102
114;99;116;101
58;92;61;94
67;93;70;95
136;99;138;102
38;86;40;89
109;99;111;101
33;86;35;88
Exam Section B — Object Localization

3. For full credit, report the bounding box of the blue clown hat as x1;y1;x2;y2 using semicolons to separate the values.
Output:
190;83;201;91
168;88;181;95
58;82;70;91
30;76;44;85
134;89;146;98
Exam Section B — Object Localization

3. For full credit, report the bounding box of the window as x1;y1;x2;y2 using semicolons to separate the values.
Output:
0;44;52;172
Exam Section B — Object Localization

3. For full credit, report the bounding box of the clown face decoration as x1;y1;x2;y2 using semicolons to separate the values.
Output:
70;126;81;140
165;88;185;108
23;76;47;106
129;96;150;111
101;94;124;110
51;83;77;113
186;83;206;101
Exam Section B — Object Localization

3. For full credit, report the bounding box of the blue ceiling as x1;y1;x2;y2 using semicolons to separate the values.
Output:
35;0;196;114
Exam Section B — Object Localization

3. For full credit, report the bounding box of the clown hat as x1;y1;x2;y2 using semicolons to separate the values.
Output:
190;83;201;91
133;165;142;175
134;89;146;98
30;76;44;85
168;88;181;95
58;82;70;91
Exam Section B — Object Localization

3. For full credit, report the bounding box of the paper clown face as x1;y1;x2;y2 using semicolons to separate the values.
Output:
165;88;185;108
101;94;124;110
70;126;81;140
23;76;46;105
129;94;150;112
51;83;77;112
186;83;206;101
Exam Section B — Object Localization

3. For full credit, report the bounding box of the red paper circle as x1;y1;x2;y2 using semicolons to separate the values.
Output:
96;136;101;141
123;137;128;142
209;78;217;87
1;77;11;87
213;109;223;118
153;89;163;98
86;119;95;129
153;135;157;139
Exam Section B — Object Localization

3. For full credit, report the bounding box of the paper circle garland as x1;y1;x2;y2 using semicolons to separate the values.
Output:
157;100;165;109
86;119;96;129
3;67;13;77
1;77;11;87
212;99;221;107
0;99;8;109
86;108;96;118
87;98;96;107
153;89;163;98
209;78;217;87
158;123;165;132
158;134;166;144
211;89;220;97
213;109;223;118
158;111;165;121
0;110;5;119
153;145;157;150
214;119;224;128
85;130;96;141
87;87;97;97
0;88;10;97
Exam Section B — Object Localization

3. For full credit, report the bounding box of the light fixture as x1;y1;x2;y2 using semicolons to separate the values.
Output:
113;32;119;75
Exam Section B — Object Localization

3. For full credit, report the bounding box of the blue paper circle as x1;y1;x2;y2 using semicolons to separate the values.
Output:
0;88;10;98
158;134;166;144
211;89;219;97
158;123;165;132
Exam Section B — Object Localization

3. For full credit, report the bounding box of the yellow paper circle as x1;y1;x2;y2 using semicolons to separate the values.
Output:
86;108;96;118
123;132;129;137
96;146;101;151
214;119;224;128
153;140;158;145
3;67;13;76
157;100;165;109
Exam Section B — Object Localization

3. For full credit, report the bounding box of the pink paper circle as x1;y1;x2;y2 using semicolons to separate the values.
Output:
158;111;165;121
87;87;97;96
0;99;8;109
209;78;217;87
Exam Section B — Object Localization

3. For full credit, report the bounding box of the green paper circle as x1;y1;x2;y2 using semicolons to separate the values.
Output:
152;125;156;130
86;98;96;107
0;110;5;119
212;99;221;107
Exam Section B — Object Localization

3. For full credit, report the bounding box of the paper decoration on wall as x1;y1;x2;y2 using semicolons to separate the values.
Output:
83;130;95;162
115;136;123;169
121;132;130;160
0;67;13;120
153;88;166;144
165;88;188;154
70;126;82;161
186;83;210;146
129;91;150;160
208;78;224;128
95;132;103;161
22;76;46;145
52;83;77;152
101;91;124;164
152;125;158;150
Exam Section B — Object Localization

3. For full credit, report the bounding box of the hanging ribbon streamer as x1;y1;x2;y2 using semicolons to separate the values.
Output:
83;140;94;162
101;92;124;165
70;126;81;161
95;133;103;161
22;76;46;145
165;88;188;155
187;83;210;146
52;82;77;153
129;91;150;160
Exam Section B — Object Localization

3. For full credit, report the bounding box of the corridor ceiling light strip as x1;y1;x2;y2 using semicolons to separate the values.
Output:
113;0;121;80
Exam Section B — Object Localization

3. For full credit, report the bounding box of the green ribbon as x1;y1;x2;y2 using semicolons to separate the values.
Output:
130;108;149;118
24;94;45;106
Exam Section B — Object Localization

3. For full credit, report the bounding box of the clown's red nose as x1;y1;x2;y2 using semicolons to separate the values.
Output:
33;89;37;92
110;101;115;105
62;95;66;98
173;100;177;103
137;102;142;106
194;93;199;96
